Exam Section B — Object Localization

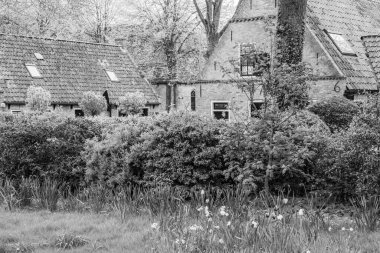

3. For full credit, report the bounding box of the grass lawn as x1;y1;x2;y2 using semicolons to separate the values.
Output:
0;209;157;253
1;208;380;253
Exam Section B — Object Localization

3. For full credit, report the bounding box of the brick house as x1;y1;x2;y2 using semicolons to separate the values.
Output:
154;0;380;120
0;33;160;116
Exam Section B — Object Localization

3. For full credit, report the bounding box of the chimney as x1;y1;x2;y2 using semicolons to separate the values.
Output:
277;0;308;65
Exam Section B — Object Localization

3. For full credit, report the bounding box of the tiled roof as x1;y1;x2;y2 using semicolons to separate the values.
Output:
0;34;159;105
362;35;380;82
306;0;380;90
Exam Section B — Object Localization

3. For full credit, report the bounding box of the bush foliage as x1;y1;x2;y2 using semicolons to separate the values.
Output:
25;86;52;112
0;113;102;187
1;104;379;200
84;112;228;188
79;91;107;116
308;96;359;131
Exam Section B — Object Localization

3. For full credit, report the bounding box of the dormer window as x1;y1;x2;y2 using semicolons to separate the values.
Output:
25;64;42;78
106;70;119;82
327;32;356;56
34;53;44;60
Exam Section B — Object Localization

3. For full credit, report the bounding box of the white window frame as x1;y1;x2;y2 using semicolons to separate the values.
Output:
11;110;21;115
326;32;356;56
25;64;42;78
211;101;230;121
105;70;119;82
34;53;44;60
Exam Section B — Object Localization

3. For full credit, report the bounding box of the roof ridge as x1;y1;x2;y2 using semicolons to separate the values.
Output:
0;33;121;47
230;15;277;23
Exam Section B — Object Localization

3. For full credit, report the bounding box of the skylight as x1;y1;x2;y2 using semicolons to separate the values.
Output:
327;32;356;56
34;53;44;60
106;70;119;82
25;64;42;78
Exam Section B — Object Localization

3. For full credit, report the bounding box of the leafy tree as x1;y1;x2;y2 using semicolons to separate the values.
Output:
79;91;107;116
118;91;148;116
26;85;52;112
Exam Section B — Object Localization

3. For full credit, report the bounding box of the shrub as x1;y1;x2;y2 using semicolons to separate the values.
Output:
84;112;228;188
317;115;380;200
220;110;329;194
25;86;52;112
308;96;359;131
118;91;148;116
79;91;107;116
0;113;102;188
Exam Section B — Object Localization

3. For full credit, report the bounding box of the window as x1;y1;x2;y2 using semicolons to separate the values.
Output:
191;90;196;111
240;44;270;76
327;32;356;56
250;102;264;118
75;109;84;117
34;53;44;60
25;64;42;78
141;108;149;116
105;70;119;82
212;102;230;120
11;110;21;115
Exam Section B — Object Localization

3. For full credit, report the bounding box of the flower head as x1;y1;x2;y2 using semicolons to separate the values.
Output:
283;198;289;204
204;206;210;217
218;238;224;244
252;220;259;228
151;223;159;230
341;227;346;231
200;189;205;195
189;224;203;231
227;221;231;226
197;206;204;212
298;209;305;216
328;227;332;232
349;227;354;232
205;199;210;204
277;214;284;221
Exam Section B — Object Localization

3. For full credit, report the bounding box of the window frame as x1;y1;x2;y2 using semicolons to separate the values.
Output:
240;44;270;77
211;101;230;121
25;64;42;78
326;31;357;56
105;70;120;82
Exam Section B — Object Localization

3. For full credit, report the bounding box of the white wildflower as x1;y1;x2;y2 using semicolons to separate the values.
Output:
205;206;210;217
306;250;311;253
197;206;204;212
214;225;220;229
277;214;284;221
201;189;205;195
208;217;213;222
328;227;332;232
218;238;224;244
151;223;159;230
349;227;354;232
252;220;259;228
189;224;203;231
341;227;346;231
205;199;210;203
227;221;231;226
298;209;305;216
283;198;289;204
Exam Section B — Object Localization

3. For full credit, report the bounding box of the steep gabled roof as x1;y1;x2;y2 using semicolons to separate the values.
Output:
0;34;159;105
307;0;380;91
